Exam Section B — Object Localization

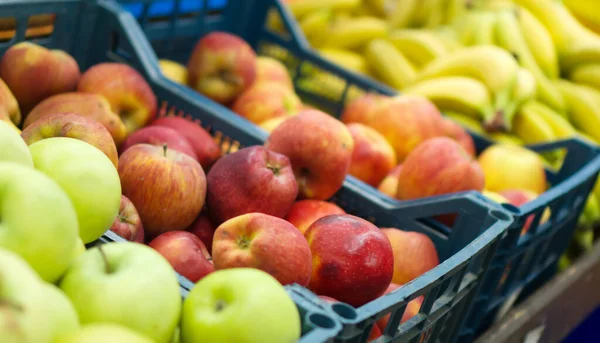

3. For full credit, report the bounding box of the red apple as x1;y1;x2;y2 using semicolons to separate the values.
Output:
232;82;302;124
150;116;221;170
0;77;21;128
265;109;354;200
500;189;550;235
118;144;207;238
187;31;257;104
109;195;144;243
340;93;391;126
206;146;298;225
78;63;157;135
119;126;197;160
306;214;394;307
377;164;403;198
285;200;346;234
376;283;424;333
186;212;217;255
212;213;312;286
149;230;214;282
347;122;397;187
381;228;439;285
441;118;476;157
254;56;294;90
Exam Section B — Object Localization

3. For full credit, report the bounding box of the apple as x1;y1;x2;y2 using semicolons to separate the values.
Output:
150;116;221;170
258;116;290;134
381;228;440;285
77;63;157;135
232;82;302;124
0;163;78;282
187;212;217;255
118;144;207;238
212;213;312;286
306;214;394;307
109;195;145;243
0;120;33;167
180;268;301;343
187;31;257;104
21;112;119;167
340;93;391;125
29;137;122;244
376;283;423;333
159;59;188;85
265;109;354;200
441;117;476;157
347;122;397;187
59;242;182;343
0;77;21;127
285;200;346;234
0;42;80;114
206;146;298;224
500;189;551;235
377;164;403;198
482;190;510;204
254;56;293;90
120;126;197;160
369;95;446;162
397;137;485;200
55;323;154;343
478;144;547;195
24;92;127;147
149;231;214;283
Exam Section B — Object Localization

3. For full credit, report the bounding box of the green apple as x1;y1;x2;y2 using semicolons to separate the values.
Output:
0;248;79;342
0;162;79;282
56;323;153;343
0;120;33;167
59;242;181;343
180;268;301;343
29;137;121;244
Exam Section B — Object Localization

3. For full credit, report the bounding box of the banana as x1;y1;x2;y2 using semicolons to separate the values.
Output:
555;79;600;143
494;10;566;115
442;0;470;25
351;2;381;17
285;0;361;18
424;0;446;28
468;10;499;46
298;9;333;48
296;72;365;105
388;29;448;68
583;193;600;227
402;76;492;119
569;63;600;90
563;0;600;35
512;102;557;145
415;45;519;130
516;5;560;79
487;132;524;146
561;44;600;74
521;100;578;139
386;0;419;29
317;48;369;74
444;111;486;134
432;26;464;52
365;38;417;90
365;0;386;16
502;67;537;130
322;16;388;50
453;9;495;46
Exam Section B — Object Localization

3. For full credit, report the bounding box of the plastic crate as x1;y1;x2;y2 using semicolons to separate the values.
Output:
0;1;341;342
109;0;600;341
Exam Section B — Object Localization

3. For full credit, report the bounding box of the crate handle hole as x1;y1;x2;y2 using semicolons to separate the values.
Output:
307;313;336;329
331;303;357;320
490;209;512;221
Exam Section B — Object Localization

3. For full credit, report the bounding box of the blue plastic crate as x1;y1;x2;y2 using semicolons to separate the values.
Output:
0;1;341;342
109;0;600;341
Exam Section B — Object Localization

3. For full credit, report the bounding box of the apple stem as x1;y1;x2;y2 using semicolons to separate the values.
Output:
163;144;168;157
215;299;227;312
98;245;112;274
0;299;24;312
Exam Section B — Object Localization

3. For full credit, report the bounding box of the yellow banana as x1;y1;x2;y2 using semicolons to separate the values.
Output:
317;48;369;74
296;73;365;105
495;10;566;115
561;44;600;74
569;63;600;91
520;100;578;139
415;45;519;129
442;0;470;25
351;3;381;17
516;5;560;79
285;0;361;18
563;0;600;35
365;0;386;15
503;67;538;130
555;79;600;142
386;0;419;29
469;10;499;46
432;26;464;52
322;16;388;50
487;132;524;146
444;112;486;134
388;29;448;68
512;102;558;145
402;76;492;119
266;9;285;34
298;9;333;48
365;38;417;90
424;0;446;28
452;9;495;46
